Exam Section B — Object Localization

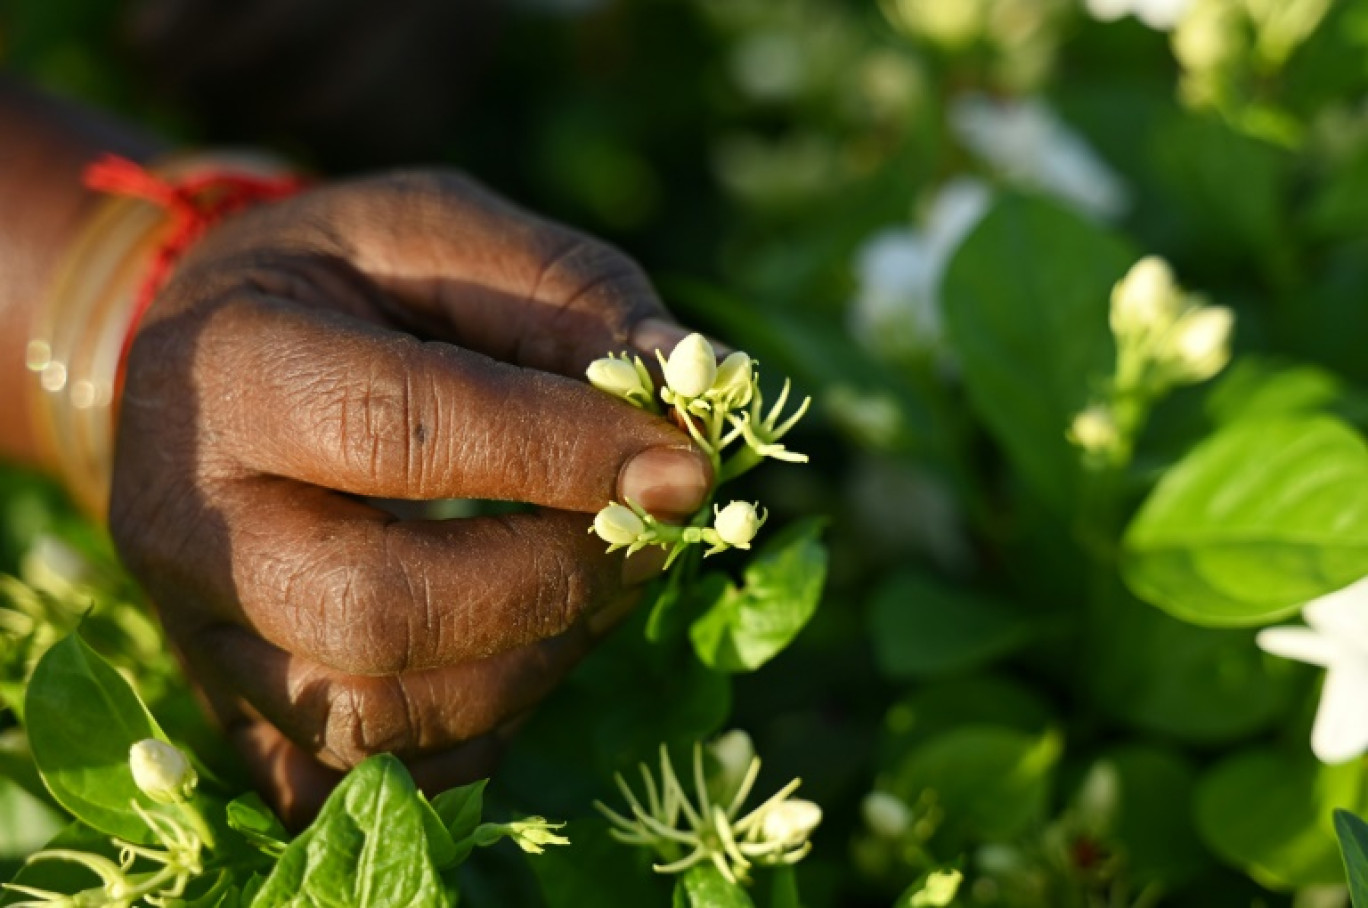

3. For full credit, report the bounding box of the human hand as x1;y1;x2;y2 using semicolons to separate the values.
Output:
107;170;713;825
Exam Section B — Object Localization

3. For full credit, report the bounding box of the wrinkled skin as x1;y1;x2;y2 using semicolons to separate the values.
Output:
108;170;712;825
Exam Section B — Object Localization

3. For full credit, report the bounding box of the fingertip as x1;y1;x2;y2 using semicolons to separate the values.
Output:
618;445;711;521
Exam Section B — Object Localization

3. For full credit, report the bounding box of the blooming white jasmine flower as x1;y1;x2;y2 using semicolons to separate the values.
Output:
1085;0;1193;31
713;501;766;549
1256;575;1368;763
593;503;647;548
663;333;719;399
861;791;911;839
849;178;992;359
949;94;1129;220
129;739;197;805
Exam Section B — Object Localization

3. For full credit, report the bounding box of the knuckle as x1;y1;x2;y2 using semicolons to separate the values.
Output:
318;677;421;763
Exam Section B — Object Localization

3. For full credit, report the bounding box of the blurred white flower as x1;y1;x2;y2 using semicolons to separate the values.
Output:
849;178;993;359
861;791;911;839
1256;576;1368;764
949;94;1129;220
730;32;807;103
1085;0;1193;30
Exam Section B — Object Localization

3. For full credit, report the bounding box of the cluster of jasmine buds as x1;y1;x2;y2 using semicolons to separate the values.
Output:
1108;256;1234;390
595;731;822;885
469;817;570;855
1071;256;1235;467
4;741;205;908
591;499;766;567
586;333;807;563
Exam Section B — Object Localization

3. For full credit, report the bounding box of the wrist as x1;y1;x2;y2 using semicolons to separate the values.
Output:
26;151;305;519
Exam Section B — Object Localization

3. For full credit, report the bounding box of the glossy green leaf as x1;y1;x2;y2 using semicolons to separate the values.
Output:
1123;416;1368;626
23;633;170;843
226;792;289;857
890;725;1061;846
250;754;448;908
676;864;756;908
428;779;486;868
868;571;1037;678
1336;809;1368;907
1195;747;1363;889
942;194;1131;508
690;518;827;673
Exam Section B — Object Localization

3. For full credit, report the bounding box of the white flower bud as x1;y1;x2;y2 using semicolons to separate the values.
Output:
593;503;646;546
587;357;648;401
664;333;718;399
1165;305;1233;383
761;798;822;847
1067;405;1120;455
713;501;763;549
1110;256;1179;339
129;739;197;804
707;730;756;800
709;351;753;407
861;791;911;839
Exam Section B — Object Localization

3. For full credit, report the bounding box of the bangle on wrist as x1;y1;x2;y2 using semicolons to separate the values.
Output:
25;151;306;519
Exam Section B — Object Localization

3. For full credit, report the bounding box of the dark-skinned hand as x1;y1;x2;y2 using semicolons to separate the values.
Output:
108;170;712;826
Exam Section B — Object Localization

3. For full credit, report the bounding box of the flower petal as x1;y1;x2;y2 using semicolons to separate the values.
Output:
1311;661;1368;764
1255;626;1336;668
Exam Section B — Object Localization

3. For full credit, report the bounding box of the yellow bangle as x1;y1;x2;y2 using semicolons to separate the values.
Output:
25;151;298;520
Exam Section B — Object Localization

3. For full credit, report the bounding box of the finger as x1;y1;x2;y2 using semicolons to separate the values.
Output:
315;171;681;377
191;478;641;674
228;714;506;830
146;296;711;513
189;622;589;769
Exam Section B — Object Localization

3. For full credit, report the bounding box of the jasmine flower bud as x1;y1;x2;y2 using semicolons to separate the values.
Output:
861;791;911;839
713;501;765;549
1067;404;1120;456
1164;304;1233;383
760;799;822;847
664;333;718;399
129;739;197;805
710;351;754;407
587;357;649;401
503;817;570;855
594;503;646;547
1110;256;1179;340
707;730;756;802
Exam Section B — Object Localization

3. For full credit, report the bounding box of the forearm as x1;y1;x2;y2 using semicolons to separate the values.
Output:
0;79;162;468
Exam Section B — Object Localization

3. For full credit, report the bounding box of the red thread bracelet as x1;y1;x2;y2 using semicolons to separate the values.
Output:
82;154;307;388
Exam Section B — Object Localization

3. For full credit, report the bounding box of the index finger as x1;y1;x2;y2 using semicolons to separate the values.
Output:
136;295;712;514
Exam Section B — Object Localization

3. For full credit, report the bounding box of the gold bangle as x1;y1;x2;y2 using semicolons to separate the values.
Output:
26;151;297;521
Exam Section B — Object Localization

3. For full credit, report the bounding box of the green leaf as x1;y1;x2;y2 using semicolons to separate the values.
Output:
890;725;1061;847
1195;747;1363;889
0;772;65;877
942;194;1131;508
1085;587;1296;743
677;864;756;908
690;519;827;673
1335;809;1368;907
0;821;124;906
226;792;289;857
1122;416;1368;626
23;633;171;843
250;754;449;908
868;571;1038;678
428;780;486;867
650;572;730;645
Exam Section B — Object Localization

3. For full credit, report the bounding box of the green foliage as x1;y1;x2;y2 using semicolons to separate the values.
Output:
1335;809;1368;908
1123;415;1368;625
251;756;450;908
942;194;1131;509
689;518;827;673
